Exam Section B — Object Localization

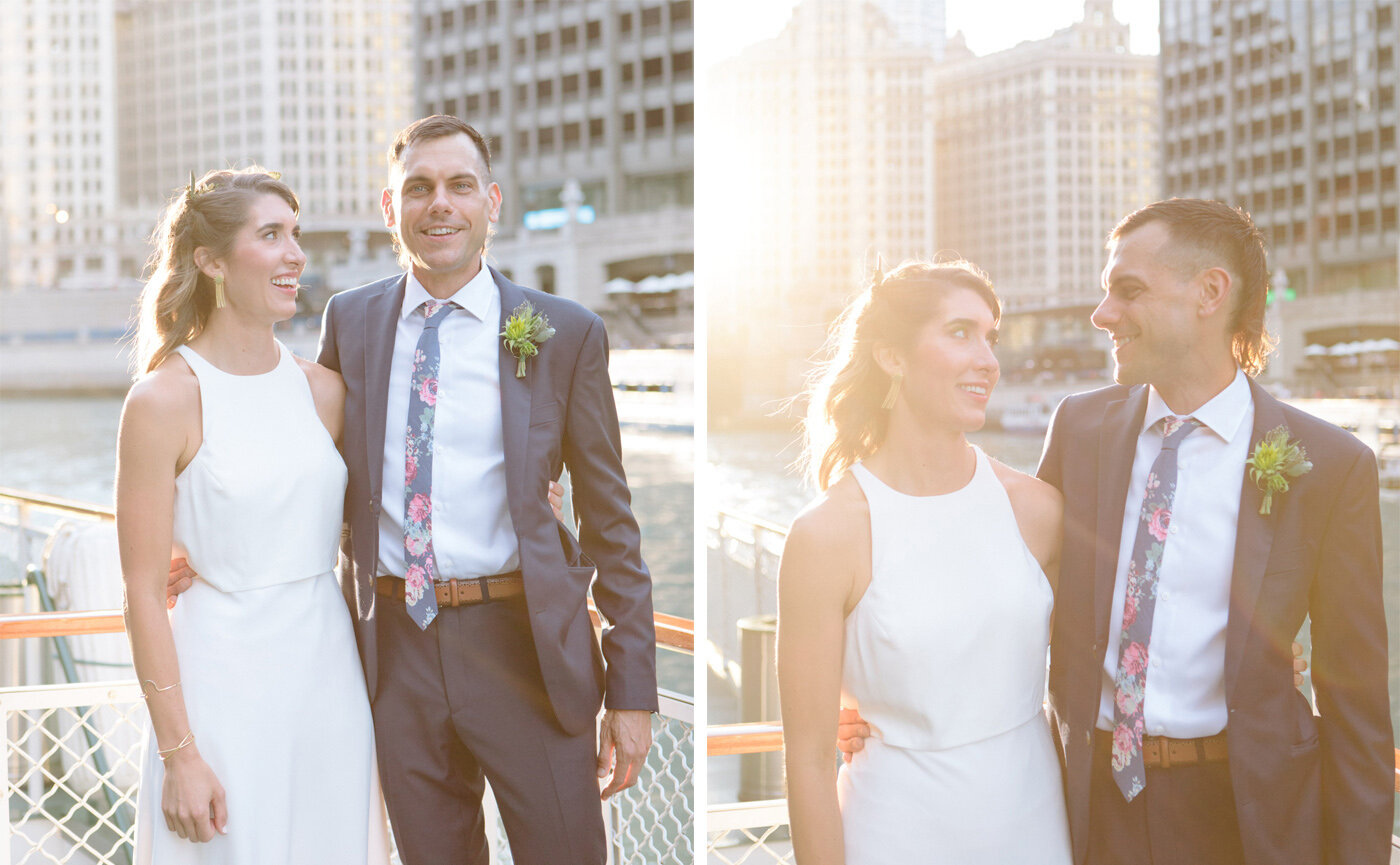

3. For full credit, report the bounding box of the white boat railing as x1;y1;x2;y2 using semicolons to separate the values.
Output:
0;678;693;865
0;489;695;865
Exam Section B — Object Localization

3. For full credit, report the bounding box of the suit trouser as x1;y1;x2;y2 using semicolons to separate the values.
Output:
1088;730;1244;865
370;593;606;865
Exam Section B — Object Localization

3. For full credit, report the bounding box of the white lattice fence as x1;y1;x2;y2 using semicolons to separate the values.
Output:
2;681;145;865
707;799;793;865
607;690;694;865
0;681;694;865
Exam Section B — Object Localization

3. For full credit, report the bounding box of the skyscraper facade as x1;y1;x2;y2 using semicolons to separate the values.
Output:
933;0;1157;311
413;0;693;341
706;0;938;417
1160;0;1400;388
116;0;412;280
1;0;135;290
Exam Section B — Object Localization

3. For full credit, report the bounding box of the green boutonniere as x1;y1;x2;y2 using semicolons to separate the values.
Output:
501;301;555;378
1246;425;1312;515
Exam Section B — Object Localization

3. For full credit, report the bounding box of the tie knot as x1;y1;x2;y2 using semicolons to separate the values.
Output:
1160;415;1201;449
421;300;458;328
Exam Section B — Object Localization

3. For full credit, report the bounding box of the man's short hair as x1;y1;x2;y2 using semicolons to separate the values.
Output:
387;115;493;178
1109;198;1275;376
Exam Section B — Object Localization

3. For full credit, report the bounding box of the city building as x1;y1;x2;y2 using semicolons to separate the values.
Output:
116;0;414;300
705;0;939;420
415;0;694;346
871;0;947;58
1161;0;1400;394
0;0;142;291
932;0;1158;383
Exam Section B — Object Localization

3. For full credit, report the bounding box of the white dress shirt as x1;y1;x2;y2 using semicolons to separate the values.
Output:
1096;368;1254;738
376;265;520;579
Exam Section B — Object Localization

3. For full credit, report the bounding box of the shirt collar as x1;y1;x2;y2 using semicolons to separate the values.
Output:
1142;367;1252;443
398;262;496;322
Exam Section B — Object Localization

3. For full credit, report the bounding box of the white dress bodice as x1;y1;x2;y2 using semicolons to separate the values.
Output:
172;342;347;592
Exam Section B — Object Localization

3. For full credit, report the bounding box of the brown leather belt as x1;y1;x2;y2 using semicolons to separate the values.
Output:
1097;729;1229;769
375;571;523;607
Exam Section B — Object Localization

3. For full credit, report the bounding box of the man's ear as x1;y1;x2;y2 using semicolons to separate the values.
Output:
1196;266;1232;318
381;188;396;230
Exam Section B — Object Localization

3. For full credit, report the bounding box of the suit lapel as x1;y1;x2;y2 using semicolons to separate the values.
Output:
1225;379;1283;701
493;267;532;517
1095;386;1149;646
364;276;406;505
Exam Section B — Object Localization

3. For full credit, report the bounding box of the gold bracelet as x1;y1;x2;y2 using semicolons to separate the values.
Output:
157;731;195;761
140;678;181;699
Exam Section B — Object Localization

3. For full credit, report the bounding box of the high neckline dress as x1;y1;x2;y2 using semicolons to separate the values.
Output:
837;447;1072;863
134;342;389;865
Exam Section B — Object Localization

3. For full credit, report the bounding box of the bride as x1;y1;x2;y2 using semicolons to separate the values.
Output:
777;260;1072;864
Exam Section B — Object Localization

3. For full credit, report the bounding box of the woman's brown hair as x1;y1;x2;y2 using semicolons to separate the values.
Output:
134;167;298;376
801;259;1001;491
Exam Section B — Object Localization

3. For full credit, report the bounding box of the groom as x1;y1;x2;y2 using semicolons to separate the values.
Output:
841;198;1391;864
318;115;658;864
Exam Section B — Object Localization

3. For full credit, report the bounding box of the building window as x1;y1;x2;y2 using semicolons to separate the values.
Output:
535;32;551;52
588;68;603;90
538;127;556;152
644;106;665;135
561;25;579;51
675;102;693;131
622;112;636;138
621;63;635;86
589;117;604;139
673;50;692;79
563;121;580;149
563;73;580;96
586;19;601;45
517;130;530;155
537;79;553;103
618;12;632;34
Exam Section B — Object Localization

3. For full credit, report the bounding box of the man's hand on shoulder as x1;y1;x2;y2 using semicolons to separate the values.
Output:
597;709;653;799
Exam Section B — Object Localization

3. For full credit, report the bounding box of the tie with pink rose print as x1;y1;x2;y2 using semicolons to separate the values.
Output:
403;299;458;630
1111;414;1201;801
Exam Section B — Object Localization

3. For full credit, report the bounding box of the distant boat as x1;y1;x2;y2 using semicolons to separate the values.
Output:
609;348;694;434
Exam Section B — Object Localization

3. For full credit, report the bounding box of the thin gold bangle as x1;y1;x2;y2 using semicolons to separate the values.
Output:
140;679;181;699
157;731;195;761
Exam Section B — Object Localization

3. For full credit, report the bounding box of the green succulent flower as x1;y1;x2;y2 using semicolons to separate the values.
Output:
501;301;556;378
1246;425;1312;515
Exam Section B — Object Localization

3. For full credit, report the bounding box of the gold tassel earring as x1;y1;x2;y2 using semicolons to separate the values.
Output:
213;274;227;309
881;372;903;410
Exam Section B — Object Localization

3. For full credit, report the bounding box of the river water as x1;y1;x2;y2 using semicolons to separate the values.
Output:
0;394;695;696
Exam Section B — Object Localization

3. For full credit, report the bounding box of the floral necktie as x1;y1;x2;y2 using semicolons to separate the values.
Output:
1111;415;1201;801
403;300;458;629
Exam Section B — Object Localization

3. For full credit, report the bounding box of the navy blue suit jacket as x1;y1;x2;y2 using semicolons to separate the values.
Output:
318;266;658;735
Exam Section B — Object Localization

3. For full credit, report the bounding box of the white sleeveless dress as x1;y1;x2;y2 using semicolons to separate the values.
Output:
838;448;1071;864
133;342;390;865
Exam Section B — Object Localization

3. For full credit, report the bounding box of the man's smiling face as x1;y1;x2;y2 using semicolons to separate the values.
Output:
382;132;501;293
1092;221;1205;393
